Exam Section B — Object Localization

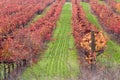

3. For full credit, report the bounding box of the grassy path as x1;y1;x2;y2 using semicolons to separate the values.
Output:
81;2;120;67
26;7;50;27
20;3;79;80
116;0;120;2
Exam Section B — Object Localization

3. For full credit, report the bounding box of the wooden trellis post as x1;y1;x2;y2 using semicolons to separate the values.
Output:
16;62;19;74
91;31;95;53
91;31;96;70
23;59;27;67
4;63;7;80
12;63;14;70
8;63;10;78
0;63;3;80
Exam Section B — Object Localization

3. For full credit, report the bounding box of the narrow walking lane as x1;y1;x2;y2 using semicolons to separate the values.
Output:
20;3;79;80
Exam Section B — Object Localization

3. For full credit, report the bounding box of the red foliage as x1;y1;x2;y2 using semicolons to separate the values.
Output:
0;0;54;37
72;0;107;64
90;1;120;34
0;0;65;62
71;0;98;49
105;0;120;13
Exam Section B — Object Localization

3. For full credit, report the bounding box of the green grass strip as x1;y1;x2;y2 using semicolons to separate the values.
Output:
26;6;50;27
20;3;79;80
80;2;120;67
116;0;120;2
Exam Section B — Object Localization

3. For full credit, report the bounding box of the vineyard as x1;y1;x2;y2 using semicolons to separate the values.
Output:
0;0;120;80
